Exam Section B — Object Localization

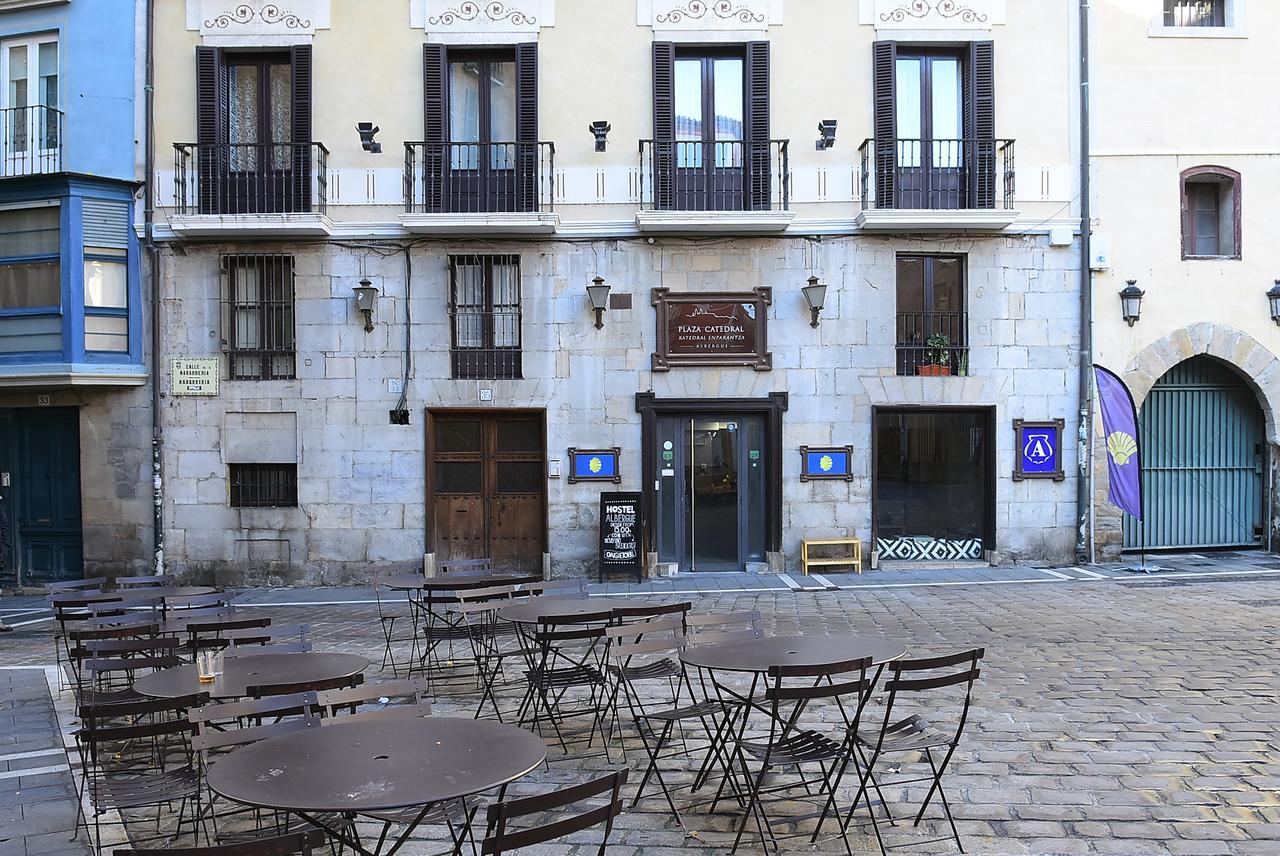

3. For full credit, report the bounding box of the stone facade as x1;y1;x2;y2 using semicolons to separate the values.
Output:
159;233;1081;584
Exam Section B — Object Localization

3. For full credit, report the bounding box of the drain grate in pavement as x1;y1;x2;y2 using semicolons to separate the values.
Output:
1238;598;1280;607
1121;581;1187;588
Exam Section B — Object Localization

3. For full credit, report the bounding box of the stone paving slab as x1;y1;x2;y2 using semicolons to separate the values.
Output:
0;670;89;856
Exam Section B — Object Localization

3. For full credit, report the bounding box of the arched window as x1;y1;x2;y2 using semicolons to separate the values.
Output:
1180;166;1241;260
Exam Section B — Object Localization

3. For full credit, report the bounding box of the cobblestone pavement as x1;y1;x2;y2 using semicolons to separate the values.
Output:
2;562;1279;855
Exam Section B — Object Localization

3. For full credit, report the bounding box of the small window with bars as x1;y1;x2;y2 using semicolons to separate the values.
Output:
229;463;298;508
221;254;295;380
449;254;522;380
1164;1;1225;27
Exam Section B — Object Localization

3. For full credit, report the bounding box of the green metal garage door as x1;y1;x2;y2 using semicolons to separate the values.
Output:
1124;357;1264;550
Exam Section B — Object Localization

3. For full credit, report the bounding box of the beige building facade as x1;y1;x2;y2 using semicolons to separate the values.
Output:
141;0;1087;584
1089;0;1280;559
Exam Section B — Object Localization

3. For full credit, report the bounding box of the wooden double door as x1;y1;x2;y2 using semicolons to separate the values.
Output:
427;411;546;572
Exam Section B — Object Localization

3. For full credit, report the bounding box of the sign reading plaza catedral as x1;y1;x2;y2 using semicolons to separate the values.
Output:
651;287;773;371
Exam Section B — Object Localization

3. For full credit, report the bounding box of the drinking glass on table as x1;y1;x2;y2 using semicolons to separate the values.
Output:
197;649;223;683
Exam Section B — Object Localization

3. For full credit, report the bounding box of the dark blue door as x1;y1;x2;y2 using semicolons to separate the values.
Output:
1;409;82;584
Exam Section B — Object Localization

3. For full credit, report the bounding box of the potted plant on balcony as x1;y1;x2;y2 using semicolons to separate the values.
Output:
919;333;953;376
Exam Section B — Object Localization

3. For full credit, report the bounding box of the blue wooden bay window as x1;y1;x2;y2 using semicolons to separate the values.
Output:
0;177;143;383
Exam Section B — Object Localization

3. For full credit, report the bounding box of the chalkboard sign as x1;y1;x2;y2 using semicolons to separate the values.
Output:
599;491;643;583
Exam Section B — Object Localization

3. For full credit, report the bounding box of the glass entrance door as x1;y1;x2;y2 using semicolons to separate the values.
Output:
656;414;765;572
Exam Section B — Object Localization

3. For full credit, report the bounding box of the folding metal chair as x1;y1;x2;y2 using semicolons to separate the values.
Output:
315;677;428;718
478;770;628;856
113;828;327;856
845;648;985;856
686;609;762;646
373;574;418;675
116;574;177;589
452;584;521;720
730;656;876;855
248;672;364;699
225;624;312;655
514;609;614;756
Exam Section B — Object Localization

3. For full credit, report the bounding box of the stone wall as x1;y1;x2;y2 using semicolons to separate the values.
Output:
159;233;1082;583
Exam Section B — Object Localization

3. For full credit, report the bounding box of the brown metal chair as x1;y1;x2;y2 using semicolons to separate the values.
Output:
115;573;177;589
248;672;364;699
515;609;615;756
225;624;312;656
686;609;763;646
478;770;628;856
315;677;428;718
438;557;492;574
112;828;327;856
77;692;208;852
844;648;986;856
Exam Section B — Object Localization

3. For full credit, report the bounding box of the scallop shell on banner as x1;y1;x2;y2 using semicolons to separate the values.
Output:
1106;432;1137;466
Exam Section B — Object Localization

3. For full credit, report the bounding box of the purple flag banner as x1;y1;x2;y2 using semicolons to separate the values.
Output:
1093;364;1143;520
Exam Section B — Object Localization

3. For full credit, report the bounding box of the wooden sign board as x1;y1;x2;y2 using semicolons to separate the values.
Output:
651;287;772;371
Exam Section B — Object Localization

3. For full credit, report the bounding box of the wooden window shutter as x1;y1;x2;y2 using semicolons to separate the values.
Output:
422;44;448;212
196;46;226;214
745;41;771;210
966;41;996;208
290;45;314;211
872;40;897;210
515;43;539;212
651;41;675;210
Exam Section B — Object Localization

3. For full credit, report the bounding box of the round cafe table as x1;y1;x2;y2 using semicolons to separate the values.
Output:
681;632;907;674
207;716;547;856
496;596;656;625
133;651;368;701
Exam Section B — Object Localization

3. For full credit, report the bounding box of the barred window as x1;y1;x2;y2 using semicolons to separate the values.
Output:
222;254;295;380
1164;1;1225;27
449;255;521;380
229;463;297;508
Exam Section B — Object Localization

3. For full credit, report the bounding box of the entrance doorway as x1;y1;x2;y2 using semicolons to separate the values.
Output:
873;408;994;561
426;411;546;572
0;408;82;585
655;414;766;572
1124;356;1264;550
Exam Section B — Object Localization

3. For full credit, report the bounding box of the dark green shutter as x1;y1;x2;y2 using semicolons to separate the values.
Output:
651;42;675;210
423;44;448;211
965;41;995;209
872;40;897;210
290;45;313;211
515;43;539;212
745;41;771;210
195;46;226;214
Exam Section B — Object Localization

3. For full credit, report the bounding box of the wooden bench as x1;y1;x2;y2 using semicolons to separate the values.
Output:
801;538;862;575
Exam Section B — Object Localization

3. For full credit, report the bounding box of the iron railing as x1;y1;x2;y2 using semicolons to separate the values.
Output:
174;142;329;216
229;463;298;508
450;308;522;380
404;141;554;214
221;254;296;381
1164;0;1224;26
0;105;62;177
896;311;969;377
859;138;1015;211
639;139;790;212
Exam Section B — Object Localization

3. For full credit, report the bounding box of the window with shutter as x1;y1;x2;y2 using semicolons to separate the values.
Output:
1180;166;1240;259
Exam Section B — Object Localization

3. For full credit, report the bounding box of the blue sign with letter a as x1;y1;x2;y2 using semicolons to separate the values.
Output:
1013;420;1065;481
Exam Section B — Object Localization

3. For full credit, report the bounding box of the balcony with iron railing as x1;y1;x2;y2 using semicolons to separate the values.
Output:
858;138;1017;232
171;142;331;237
896;312;969;377
637;139;793;233
1;105;63;179
402;141;557;234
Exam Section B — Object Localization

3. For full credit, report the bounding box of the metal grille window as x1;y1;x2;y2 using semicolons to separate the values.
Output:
221;254;295;380
229;463;297;508
1164;1;1225;26
449;255;521;380
895;255;968;377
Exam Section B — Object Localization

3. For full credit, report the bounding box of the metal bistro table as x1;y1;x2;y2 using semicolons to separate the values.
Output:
680;634;908;802
382;571;543;677
207;715;547;856
133;652;368;701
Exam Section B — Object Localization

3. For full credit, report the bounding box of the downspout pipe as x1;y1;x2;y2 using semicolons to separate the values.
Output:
144;0;163;573
1075;0;1094;564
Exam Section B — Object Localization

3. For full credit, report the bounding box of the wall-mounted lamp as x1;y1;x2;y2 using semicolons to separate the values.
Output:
356;122;382;154
586;276;611;329
802;275;827;328
589;121;611;152
1268;281;1280;325
1119;280;1144;327
353;278;379;332
816;119;838;151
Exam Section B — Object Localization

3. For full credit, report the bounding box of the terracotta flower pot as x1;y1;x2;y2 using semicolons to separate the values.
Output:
918;364;952;377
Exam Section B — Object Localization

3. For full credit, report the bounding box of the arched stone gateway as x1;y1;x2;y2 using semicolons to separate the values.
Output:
1093;323;1280;557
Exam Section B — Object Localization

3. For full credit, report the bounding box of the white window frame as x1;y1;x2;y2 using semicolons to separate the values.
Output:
1150;0;1246;38
0;33;60;171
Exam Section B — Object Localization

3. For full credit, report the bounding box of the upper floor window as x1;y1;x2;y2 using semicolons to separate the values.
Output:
871;41;997;211
1165;1;1225;26
193;46;314;215
221;254;295;380
1181;166;1240;260
2;35;59;175
896;255;967;377
0;205;59;312
449;255;521;380
648;42;774;212
416;45;539;214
